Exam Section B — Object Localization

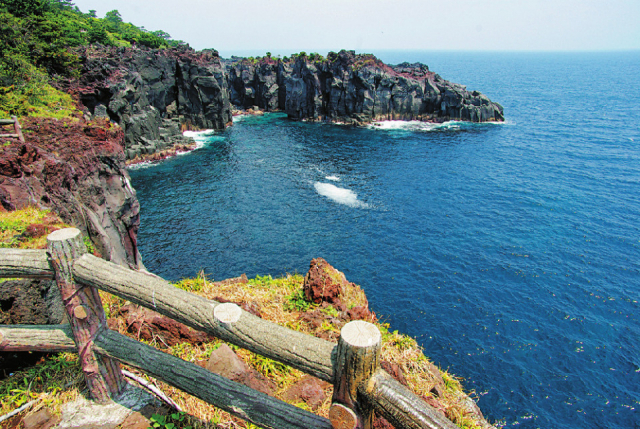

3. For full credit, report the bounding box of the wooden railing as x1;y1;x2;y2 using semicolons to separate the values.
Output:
0;228;458;429
0;116;25;143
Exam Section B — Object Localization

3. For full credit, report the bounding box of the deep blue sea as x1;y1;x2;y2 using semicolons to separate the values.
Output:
128;51;640;428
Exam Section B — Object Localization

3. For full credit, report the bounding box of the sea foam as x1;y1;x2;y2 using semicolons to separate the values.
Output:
314;182;368;208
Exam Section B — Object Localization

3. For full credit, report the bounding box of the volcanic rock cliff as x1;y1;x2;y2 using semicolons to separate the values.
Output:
74;46;503;160
0;118;142;268
72;45;232;160
227;50;504;124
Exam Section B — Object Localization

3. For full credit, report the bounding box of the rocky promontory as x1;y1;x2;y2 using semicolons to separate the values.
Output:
227;50;504;125
72;46;503;160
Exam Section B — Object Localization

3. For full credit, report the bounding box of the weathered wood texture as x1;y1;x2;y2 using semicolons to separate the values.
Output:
0;116;24;142
94;329;333;429
332;321;382;429
72;254;337;381
48;228;125;403
361;370;460;429
0;325;76;352
0;249;54;279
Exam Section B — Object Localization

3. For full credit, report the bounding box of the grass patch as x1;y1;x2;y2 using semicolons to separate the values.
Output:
0;206;70;249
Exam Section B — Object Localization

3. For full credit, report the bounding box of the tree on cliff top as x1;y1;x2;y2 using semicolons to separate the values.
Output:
0;0;180;117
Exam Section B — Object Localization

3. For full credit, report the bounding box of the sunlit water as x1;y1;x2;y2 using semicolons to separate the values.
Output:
129;52;640;428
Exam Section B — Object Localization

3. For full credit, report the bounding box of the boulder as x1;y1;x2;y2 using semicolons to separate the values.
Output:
117;304;214;347
282;375;330;410
205;344;276;396
303;258;348;304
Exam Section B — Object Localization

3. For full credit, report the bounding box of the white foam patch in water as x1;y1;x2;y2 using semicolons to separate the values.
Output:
326;175;340;182
183;130;222;149
368;120;462;132
314;182;368;208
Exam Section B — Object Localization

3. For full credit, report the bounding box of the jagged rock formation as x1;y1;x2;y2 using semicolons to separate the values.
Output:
69;47;503;160
73;45;232;160
226;50;504;124
0;118;142;268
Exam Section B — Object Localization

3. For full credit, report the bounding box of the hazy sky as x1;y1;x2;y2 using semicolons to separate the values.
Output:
72;0;639;55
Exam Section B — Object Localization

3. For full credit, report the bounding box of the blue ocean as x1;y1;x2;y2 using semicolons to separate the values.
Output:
128;51;640;428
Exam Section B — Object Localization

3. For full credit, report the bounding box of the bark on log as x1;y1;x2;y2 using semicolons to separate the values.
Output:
360;370;460;429
0;249;54;279
47;228;125;403
0;324;76;352
94;329;333;429
332;321;381;429
72;254;336;381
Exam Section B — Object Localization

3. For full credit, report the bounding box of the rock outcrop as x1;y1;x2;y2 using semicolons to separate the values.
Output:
67;47;503;160
226;50;504;124
0;118;142;268
72;45;232;160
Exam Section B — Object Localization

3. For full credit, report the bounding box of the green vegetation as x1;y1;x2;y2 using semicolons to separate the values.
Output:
0;353;82;414
0;206;70;249
150;412;193;429
283;288;314;312
0;0;184;118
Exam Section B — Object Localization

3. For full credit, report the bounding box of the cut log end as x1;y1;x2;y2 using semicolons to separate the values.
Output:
341;320;381;348
74;305;88;320
329;403;358;429
214;302;242;324
47;228;82;243
0;331;4;344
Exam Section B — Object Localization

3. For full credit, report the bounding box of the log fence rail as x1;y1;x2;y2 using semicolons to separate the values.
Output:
0;116;25;143
0;228;459;429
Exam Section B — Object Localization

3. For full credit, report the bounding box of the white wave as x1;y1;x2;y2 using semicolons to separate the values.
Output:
232;114;248;122
183;129;215;138
368;120;461;132
326;175;340;182
127;161;155;170
314;182;368;208
368;120;506;132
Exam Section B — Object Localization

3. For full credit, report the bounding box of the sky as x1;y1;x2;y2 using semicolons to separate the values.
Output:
72;0;640;56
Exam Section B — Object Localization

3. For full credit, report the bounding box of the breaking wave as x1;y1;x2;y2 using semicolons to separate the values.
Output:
314;182;368;208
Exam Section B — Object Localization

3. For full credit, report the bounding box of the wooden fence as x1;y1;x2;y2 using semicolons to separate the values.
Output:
0;228;459;429
0;116;25;143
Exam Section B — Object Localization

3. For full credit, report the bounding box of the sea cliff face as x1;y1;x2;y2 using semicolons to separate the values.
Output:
0;118;142;268
227;50;504;124
72;45;232;160
72;46;503;160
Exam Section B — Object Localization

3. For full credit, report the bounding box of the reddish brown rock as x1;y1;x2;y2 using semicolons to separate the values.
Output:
0;118;142;269
23;408;60;429
118;304;213;347
282;375;330;410
206;344;276;396
303;258;348;304
347;305;376;322
373;415;395;429
380;361;408;387
119;411;151;429
425;361;446;397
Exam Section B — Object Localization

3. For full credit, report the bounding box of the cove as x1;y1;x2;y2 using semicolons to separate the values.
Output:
129;51;640;428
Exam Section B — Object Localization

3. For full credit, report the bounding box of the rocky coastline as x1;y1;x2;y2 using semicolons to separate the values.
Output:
71;46;503;162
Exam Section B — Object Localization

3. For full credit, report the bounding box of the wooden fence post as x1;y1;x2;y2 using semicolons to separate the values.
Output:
11;116;24;143
330;320;382;429
47;228;125;403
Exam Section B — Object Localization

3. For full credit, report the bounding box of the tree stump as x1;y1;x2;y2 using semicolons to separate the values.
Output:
47;228;125;403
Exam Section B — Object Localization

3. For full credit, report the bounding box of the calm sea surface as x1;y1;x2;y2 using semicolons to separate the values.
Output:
128;51;640;428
